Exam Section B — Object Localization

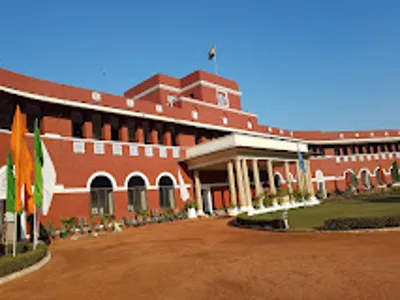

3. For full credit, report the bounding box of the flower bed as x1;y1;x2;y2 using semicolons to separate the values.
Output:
320;216;400;231
0;244;48;278
235;213;285;230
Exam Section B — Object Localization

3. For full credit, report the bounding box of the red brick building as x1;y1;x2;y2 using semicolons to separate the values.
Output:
0;68;399;228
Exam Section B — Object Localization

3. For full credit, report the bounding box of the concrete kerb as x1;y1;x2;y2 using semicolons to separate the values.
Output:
0;252;52;286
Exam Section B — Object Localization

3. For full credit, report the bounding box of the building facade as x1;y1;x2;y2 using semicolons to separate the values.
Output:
0;68;399;227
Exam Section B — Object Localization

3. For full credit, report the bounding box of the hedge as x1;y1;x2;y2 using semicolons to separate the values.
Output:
0;242;33;256
236;214;285;230
321;216;400;231
0;244;48;278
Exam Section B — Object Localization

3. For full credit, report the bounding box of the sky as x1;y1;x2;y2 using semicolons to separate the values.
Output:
1;0;399;132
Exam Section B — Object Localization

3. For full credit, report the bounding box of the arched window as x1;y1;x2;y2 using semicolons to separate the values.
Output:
360;170;371;189
345;171;357;189
274;173;282;191
127;176;147;213
375;168;383;186
158;176;175;208
90;176;114;216
390;167;399;183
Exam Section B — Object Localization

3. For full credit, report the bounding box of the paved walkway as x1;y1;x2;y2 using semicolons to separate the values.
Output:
1;218;400;300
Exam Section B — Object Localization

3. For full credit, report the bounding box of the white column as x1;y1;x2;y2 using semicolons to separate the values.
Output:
296;160;305;195
284;161;293;195
227;161;238;207
305;160;315;198
252;159;263;207
235;158;247;211
267;160;277;206
194;170;204;216
241;159;253;211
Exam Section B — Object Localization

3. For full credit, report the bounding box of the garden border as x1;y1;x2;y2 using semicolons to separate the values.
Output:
230;218;400;234
0;252;51;286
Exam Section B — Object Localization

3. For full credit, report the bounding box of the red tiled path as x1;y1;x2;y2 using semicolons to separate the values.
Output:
1;218;400;300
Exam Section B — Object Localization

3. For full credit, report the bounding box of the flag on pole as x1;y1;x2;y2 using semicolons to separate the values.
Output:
33;119;43;209
297;145;306;173
6;152;15;213
208;46;216;60
178;170;190;202
10;105;33;214
41;140;56;216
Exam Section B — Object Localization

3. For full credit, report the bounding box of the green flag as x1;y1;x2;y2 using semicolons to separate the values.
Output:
6;151;15;213
392;161;399;182
33;119;43;209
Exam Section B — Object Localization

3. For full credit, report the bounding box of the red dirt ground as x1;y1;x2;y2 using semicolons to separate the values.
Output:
1;218;400;300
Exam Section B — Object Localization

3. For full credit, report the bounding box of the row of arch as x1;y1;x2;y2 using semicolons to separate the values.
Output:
86;171;178;190
88;171;178;216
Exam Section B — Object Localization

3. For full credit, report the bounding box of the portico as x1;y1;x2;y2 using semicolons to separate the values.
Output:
184;133;317;216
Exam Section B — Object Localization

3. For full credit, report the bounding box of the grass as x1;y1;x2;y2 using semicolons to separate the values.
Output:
0;244;48;278
244;193;400;230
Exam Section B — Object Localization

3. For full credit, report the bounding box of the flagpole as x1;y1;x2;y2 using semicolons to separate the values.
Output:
13;212;16;257
213;46;219;75
4;213;8;256
33;205;37;250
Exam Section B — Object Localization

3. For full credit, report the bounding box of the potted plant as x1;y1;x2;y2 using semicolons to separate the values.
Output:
226;204;238;216
100;214;108;232
186;201;197;219
60;217;70;238
122;216;129;228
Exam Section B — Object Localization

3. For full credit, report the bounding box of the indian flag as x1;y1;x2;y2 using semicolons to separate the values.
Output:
208;46;216;60
34;119;43;210
33;118;56;216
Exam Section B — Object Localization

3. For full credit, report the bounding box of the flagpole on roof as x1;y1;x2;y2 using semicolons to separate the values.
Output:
208;45;218;75
213;45;219;75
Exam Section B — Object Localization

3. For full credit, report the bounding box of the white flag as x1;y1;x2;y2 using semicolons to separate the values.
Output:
178;170;190;202
41;141;56;216
0;165;6;200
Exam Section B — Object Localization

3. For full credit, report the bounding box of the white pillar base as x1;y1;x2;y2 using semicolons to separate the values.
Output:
239;206;248;212
196;210;205;216
227;207;239;217
187;208;197;219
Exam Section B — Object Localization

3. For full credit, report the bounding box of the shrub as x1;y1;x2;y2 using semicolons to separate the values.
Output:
321;216;400;231
0;242;33;256
236;214;285;230
292;190;303;201
315;190;325;200
185;201;197;209
0;244;48;278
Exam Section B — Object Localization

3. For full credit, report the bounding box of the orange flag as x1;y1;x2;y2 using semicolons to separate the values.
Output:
10;105;34;214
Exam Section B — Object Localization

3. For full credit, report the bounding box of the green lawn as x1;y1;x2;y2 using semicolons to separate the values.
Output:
244;193;400;230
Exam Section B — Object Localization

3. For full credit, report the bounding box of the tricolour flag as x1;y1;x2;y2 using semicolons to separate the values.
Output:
298;150;306;173
208;46;216;60
33;119;43;209
178;170;190;202
10;105;34;214
41;140;56;216
6;151;15;213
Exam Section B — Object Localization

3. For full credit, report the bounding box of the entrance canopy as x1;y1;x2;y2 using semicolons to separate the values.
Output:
183;133;308;171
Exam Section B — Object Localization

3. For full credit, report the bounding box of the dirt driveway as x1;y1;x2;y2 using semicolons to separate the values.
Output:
1;218;399;300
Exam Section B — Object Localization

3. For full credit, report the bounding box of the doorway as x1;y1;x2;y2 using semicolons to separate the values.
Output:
201;188;213;214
